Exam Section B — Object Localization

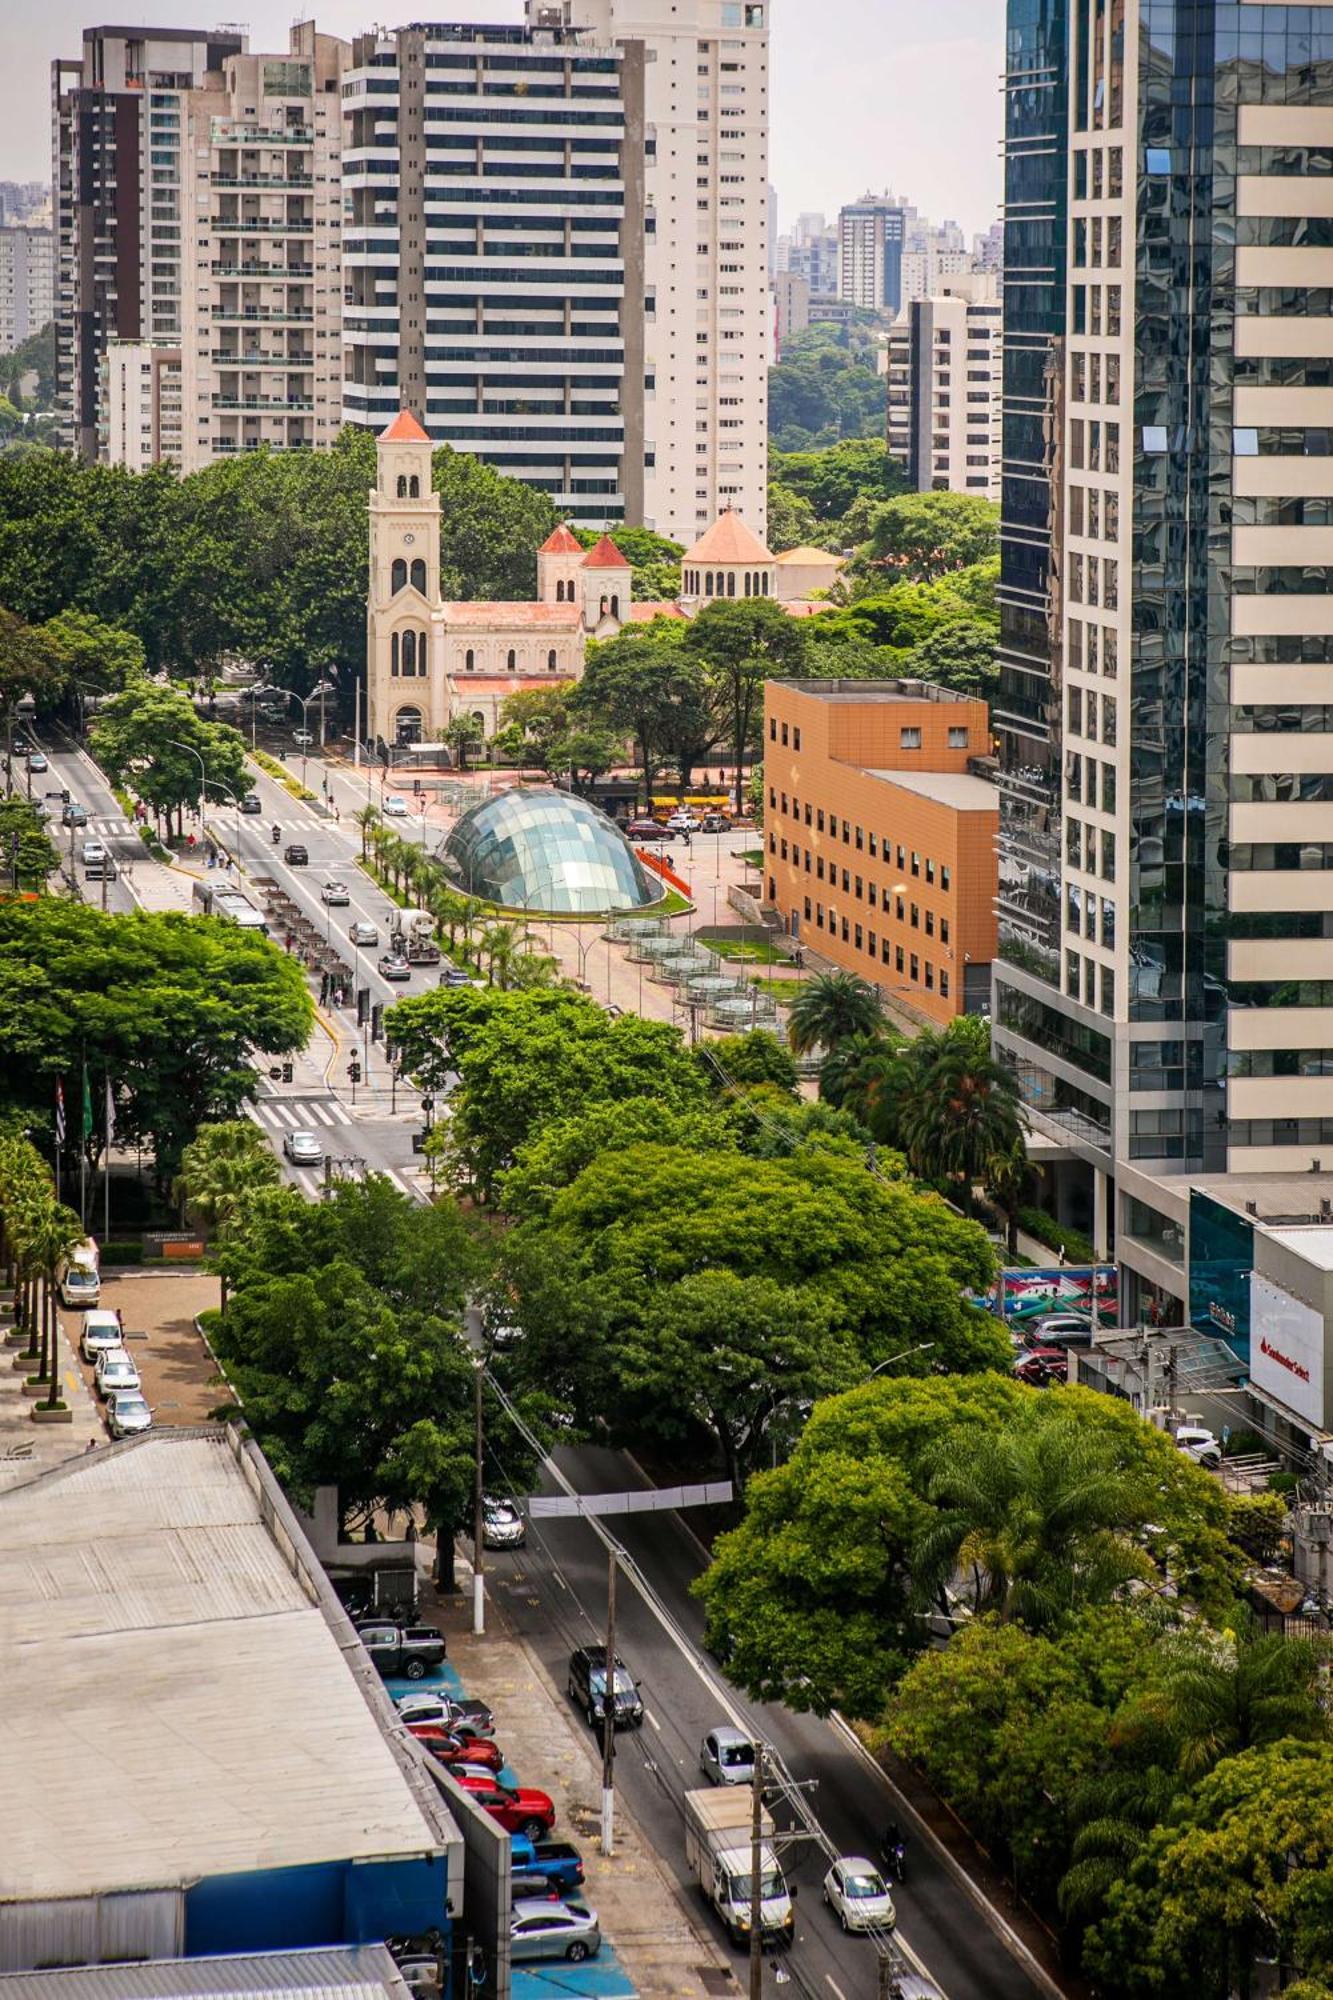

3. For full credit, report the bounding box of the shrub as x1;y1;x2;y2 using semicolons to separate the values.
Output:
99;1240;144;1265
1016;1206;1097;1267
1226;1491;1288;1564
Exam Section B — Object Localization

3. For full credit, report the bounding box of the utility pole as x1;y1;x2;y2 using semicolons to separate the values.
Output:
749;1738;764;2000
876;1956;901;2000
472;1360;485;1636
600;1545;617;1858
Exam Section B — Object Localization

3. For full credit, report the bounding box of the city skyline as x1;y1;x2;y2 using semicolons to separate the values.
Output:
1;0;1004;241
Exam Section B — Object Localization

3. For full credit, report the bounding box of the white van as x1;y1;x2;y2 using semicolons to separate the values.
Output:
60;1240;101;1308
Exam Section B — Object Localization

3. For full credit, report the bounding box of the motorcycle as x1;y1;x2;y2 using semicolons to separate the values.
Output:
880;1830;907;1883
271;824;282;845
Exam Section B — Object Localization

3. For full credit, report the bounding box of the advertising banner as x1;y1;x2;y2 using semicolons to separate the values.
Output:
998;1266;1119;1327
1250;1273;1326;1430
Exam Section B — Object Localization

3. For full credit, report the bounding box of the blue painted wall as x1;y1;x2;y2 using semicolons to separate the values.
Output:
185;1855;449;1958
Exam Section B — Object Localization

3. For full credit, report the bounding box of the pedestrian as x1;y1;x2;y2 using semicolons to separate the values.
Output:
334;804;340;822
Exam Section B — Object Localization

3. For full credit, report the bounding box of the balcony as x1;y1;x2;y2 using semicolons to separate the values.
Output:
212;306;314;323
212;395;314;412
211;263;314;278
211;172;313;190
215;437;313;453
212;350;314;367
212;216;314;234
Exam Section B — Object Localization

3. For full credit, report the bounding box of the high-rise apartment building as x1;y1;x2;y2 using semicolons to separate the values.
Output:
341;18;638;527
53;25;247;457
177;26;348;470
885;274;1002;500
549;0;771;543
102;338;182;468
992;1;1333;1326
899;245;975;303
0;226;54;354
838;195;905;312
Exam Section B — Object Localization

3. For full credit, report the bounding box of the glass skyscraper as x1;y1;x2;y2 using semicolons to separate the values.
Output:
993;0;1333;1321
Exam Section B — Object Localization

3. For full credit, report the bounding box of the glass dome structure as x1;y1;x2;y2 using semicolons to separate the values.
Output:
440;787;659;915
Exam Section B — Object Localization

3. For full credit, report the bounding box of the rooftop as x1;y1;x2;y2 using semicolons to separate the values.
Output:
866;766;999;811
682;508;774;567
0;1429;459;1904
1189;1170;1333;1230
773;546;844;566
537;523;583;556
0;1948;411;2000
378;409;430;444
777;677;982;706
581;533;630;570
439;602;582;629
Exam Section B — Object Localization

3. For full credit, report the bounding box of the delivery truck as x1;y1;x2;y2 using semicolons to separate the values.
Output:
683;1786;794;1947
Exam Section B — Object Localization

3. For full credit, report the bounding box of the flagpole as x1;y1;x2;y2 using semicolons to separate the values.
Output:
54;1078;65;1206
104;1072;112;1246
79;1056;89;1232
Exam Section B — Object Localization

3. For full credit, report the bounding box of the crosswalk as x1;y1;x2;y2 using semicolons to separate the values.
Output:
253;1096;353;1130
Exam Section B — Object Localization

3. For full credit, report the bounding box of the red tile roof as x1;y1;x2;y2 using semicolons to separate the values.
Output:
582;533;631;570
453;675;578;692
625;602;687;622
379;409;430;443
682;509;774;566
439;603;583;629
538;523;584;555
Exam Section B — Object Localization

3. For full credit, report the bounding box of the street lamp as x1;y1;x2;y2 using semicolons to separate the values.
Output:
283;683;338;795
862;1344;935;1383
167;737;207;843
204;778;244;879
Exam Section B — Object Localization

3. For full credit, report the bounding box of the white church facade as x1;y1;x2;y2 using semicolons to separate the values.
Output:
365;411;843;755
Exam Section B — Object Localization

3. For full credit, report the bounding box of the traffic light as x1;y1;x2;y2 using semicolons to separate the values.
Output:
348;1060;362;1085
281;1061;294;1084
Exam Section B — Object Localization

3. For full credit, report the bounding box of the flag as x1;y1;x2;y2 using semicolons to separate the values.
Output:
81;1067;93;1143
104;1076;116;1148
55;1078;66;1148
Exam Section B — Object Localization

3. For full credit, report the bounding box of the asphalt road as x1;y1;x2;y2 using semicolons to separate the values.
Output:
19;727;141;915
484;1442;1049;2000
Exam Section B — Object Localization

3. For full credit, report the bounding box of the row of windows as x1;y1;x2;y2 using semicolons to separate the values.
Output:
1066;685;1118;743
1066;883;1116;949
1067;619;1119;677
390;629;427;677
766;787;954;883
796;896;951;998
390;557;428;594
1070;282;1122;340
1066;753;1117;812
1066;817;1117;882
1229;1118;1333;1149
1068;552;1119;609
1068;417;1121;474
772;834;952;936
1068;484;1120;541
769;718;801;750
1066;951;1116;1019
685;566;769;598
1232;706;1333;735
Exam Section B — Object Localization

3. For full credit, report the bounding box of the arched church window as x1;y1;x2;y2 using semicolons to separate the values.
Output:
465;648;475;672
396;476;407;499
391;633;400;676
410;558;426;593
409;476;420;498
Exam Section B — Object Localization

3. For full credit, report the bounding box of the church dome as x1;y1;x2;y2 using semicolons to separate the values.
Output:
440;788;659;915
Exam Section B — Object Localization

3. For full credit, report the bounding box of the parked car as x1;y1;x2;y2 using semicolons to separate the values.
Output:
822;1857;896;1934
1013;1345;1068;1387
80;1309;125;1362
700;1725;755;1787
62;801;88;826
26;750;48;773
106;1391;153;1439
293;728;315;747
567;1646;644;1730
700;813;729;833
1175;1425;1223;1469
666;811;699;832
357;1621;447;1680
239;794;263;814
455;1773;556;1839
626;819;676;842
381;794;409;817
322;880;350;905
284;843;309;866
510;1898;600;1964
283;1129;325;1167
395;1690;495;1739
509;1835;585;1894
95;1348;141;1401
349;920;379;947
409;1728;504;1772
1023;1313;1092;1349
482;1495;526;1550
379;952;412;981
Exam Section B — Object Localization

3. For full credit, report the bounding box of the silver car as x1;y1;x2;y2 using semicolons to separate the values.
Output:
95;1348;141;1401
106;1391;153;1439
283;1129;324;1166
321;880;350;906
349;920;379;946
700;1725;756;1787
510;1898;600;1964
482;1495;526;1550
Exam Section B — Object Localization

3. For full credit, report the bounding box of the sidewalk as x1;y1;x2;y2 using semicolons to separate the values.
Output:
0;1287;104;1488
427;1574;732;2000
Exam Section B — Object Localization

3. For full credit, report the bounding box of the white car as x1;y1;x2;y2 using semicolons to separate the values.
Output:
822;1856;896;1934
321;881;350;906
293;728;315;747
381;794;409;817
283;1129;325;1167
80;1310;125;1362
1175;1425;1222;1469
81;839;108;866
106;1391;153;1439
666;812;699;832
95;1348;141;1401
700;1725;755;1787
60;1264;101;1309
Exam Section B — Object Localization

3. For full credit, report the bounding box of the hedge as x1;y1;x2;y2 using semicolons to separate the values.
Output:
1015;1206;1097;1267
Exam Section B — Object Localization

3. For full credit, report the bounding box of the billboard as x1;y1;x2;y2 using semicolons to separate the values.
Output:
998;1267;1118;1326
1250;1273;1326;1430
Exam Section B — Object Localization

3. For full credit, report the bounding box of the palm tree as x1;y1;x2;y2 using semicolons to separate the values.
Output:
457;895;487;965
174;1120;282;1314
1057;1765;1180;1930
983;1134;1031;1257
352;804;381;862
897;1042;1025;1214
786;971;883;1057
429;886;465;950
509;949;561;991
817;1029;897;1113
480;920;538;989
1145;1618;1328;1780
26;1197;85;1411
913;1415;1147;1632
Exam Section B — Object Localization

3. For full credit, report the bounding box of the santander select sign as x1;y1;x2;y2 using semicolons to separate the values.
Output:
1250;1274;1325;1429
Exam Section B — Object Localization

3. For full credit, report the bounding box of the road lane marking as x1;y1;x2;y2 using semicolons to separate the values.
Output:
825;1980;848;2000
330;1102;352;1124
644;1707;661;1733
309;1103;335;1126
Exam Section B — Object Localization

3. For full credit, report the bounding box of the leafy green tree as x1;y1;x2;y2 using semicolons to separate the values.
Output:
786;970;883;1055
684;599;808;811
43;608;146;704
546;725;620;790
91;683;249;835
0;794;59;889
862;492;1000;580
0;898;311;1178
574;626;714;795
700;1028;799;1093
498;1096;734;1220
445;713;484;773
766;483;822;554
906;619;998;697
0;607;63;750
769;320;888;450
175;1118;282;1310
770;439;908;526
493;686;572;769
1086;1742;1333;1998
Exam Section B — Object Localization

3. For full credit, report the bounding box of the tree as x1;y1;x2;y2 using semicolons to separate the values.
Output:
895;1034;1026;1214
770;439;907;527
91;683;249;835
862;492;1000;581
42;608;146;706
684;599;808;811
786;970;883;1055
766;483;822;554
498;1096;735;1221
445;713;484;773
352;804;381;861
505;1145;1006;1475
546;725;619;791
0;899;312;1178
494;686;572;770
1086;1743;1333;1998
26;1194;85;1411
0;794;59;890
1142;1616;1329;1780
907;619;998;697
573;627;713;796
983;1133;1031;1258
769;320;888;451
0;607;63;773
175;1119;282;1311
700;1029;799;1094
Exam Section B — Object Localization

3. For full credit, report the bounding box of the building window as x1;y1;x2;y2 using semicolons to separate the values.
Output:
391;632;399;675
507;649;517;671
548;649;557;671
391;558;407;593
410;558;426;593
947;727;968;749
793;726;801;750
940;970;949;999
465;648;475;672
900;727;922;749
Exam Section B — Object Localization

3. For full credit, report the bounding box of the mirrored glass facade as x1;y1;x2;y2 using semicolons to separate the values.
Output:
440;787;658;915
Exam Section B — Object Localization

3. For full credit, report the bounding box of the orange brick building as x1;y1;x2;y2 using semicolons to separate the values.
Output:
762;679;999;1025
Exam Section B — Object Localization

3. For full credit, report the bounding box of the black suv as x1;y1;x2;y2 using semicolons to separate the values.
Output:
284;843;309;866
567;1646;644;1730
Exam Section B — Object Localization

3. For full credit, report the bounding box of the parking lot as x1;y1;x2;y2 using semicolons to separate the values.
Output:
74;1271;229;1433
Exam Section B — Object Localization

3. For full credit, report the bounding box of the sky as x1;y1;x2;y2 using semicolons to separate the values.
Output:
2;0;1004;240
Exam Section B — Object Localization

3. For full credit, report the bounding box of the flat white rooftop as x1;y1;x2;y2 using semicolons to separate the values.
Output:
865;766;998;811
0;1431;455;1903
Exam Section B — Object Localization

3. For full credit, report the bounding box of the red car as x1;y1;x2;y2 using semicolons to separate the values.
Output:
455;1772;556;1839
1013;1345;1069;1387
410;1728;504;1772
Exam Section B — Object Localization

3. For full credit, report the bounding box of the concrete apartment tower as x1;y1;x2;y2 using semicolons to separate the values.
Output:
992;0;1333;1328
837;195;905;313
53;25;247;457
175;25;349;470
885;273;1003;500
538;0;771;543
341;17;641;529
0;226;54;355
